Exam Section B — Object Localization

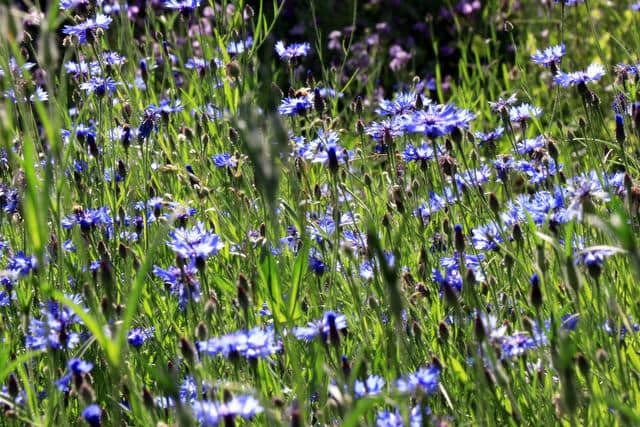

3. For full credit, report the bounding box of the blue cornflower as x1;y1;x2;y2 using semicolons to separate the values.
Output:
102;51;126;66
166;222;224;262
554;63;605;87
26;295;85;351
531;44;565;68
309;252;326;275
278;96;312;116
197;327;280;359
275;41;311;60
192;395;263;426
7;251;37;277
402;142;437;162
59;0;89;9
632;2;640;10
164;0;201;11
62;14;112;44
516;135;546;155
212;153;237;168
509;103;542;123
127;327;154;347
354;375;386;398
602;317;639;340
292;311;348;341
365;117;408;145
395;365;440;394
413;191;449;220
455;164;492;188
82;404;102;427
69;358;93;375
376;91;423;116
226;37;253;55
405;102;475;138
489;94;518;114
474;126;504;145
64;60;101;77
62;207;112;232
471;222;505;251
79;77;119;95
0;57;35;79
500;333;537;358
153;263;201;310
376;406;424;427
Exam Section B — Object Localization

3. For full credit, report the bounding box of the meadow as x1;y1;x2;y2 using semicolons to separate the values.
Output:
1;0;640;425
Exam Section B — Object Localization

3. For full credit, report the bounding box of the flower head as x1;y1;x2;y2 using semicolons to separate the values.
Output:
531;44;565;67
275;41;311;60
62;14;112;44
554;63;605;87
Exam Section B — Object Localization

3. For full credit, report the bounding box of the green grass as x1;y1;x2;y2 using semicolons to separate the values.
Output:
1;0;640;425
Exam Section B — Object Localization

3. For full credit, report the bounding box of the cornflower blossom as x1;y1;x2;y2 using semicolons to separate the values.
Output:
226;37;253;55
164;0;201;11
62;14;112;44
365;117;407;141
196;327;281;359
554;63;605;87
82;404;102;427
376;91;423;116
531;44;565;72
395;365;440;394
454;164;492;188
26;295;85;351
59;0;89;9
62;207;112;232
191;395;263;426
127;327;154;347
152;262;201;310
404;102;475;137
414;192;446;220
402;143;437;162
64;60;101;77
0;57;36;78
509;103;542;123
292;311;348;341
471;222;505;251
602;317;639;340
474;126;504;146
555;0;583;5
516;135;546;155
376;406;425;427
354;375;386;398
212;153;237;168
489;94;517;114
275;41;311;60
278;96;312;116
565;172;610;220
79;77;119;95
166;221;224;262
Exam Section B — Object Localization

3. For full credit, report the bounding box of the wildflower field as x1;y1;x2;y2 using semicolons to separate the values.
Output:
3;0;640;425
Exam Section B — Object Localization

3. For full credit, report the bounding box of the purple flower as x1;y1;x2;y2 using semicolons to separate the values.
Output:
164;0;201;11
509;103;542;123
62;14;112;44
554;63;605;87
79;77;119;95
474;126;504;145
166;222;224;262
278;96;312;116
82;404;101;427
127;327;154;347
404;103;475;138
212;153;237;168
531;44;565;67
275;41;311;60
